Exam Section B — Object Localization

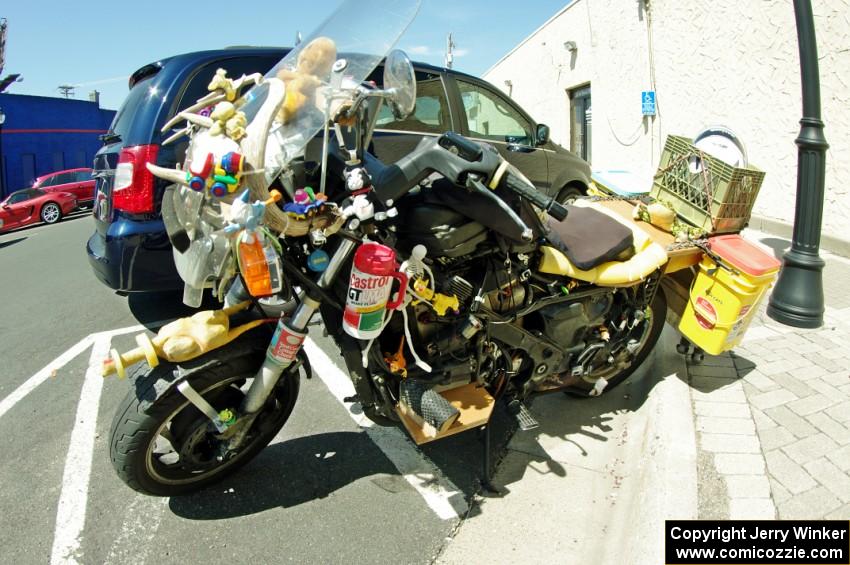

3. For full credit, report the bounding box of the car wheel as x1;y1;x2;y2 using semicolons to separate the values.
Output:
557;185;585;206
41;202;62;224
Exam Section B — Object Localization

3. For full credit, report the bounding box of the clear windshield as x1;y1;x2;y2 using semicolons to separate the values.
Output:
240;0;421;176
164;0;421;305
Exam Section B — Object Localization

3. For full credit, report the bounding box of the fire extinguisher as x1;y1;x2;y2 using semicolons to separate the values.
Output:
343;242;408;340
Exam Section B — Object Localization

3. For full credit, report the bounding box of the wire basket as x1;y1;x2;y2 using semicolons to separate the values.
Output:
650;135;765;234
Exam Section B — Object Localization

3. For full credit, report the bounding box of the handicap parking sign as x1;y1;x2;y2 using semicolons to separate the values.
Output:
642;91;656;116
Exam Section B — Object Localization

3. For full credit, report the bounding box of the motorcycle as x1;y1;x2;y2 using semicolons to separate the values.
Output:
101;0;770;496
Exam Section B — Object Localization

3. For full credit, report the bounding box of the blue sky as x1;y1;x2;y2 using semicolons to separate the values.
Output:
1;0;570;111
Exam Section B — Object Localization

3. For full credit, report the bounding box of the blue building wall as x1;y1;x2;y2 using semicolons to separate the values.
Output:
0;93;116;197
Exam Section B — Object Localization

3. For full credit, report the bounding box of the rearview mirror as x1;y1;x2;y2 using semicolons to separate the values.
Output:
383;50;417;120
536;124;550;146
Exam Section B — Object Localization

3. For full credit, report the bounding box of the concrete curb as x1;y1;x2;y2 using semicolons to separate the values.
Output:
595;326;698;565
749;215;850;258
437;325;698;564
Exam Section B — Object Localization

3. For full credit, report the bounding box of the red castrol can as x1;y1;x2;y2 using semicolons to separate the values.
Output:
343;242;408;340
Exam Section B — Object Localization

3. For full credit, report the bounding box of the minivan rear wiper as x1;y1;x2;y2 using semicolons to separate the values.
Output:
100;132;121;144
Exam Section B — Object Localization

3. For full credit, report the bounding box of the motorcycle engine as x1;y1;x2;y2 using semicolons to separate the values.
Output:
378;176;620;394
393;187;488;260
534;292;614;350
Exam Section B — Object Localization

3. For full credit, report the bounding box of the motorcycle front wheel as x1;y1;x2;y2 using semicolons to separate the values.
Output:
108;334;300;496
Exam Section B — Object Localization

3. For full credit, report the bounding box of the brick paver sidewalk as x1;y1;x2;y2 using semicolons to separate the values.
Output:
688;239;850;519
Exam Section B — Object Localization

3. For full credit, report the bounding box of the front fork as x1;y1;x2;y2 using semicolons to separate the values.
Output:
240;237;357;414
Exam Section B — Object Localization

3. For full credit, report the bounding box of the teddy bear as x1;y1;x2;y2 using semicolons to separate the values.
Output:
276;36;338;124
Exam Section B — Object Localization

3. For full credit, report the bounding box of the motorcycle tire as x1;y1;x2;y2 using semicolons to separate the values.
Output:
108;333;300;496
565;288;667;398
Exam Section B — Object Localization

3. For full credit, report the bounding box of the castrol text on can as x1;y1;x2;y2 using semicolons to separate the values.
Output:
343;242;407;340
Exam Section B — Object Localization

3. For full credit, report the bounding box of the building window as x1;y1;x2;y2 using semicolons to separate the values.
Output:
569;84;591;163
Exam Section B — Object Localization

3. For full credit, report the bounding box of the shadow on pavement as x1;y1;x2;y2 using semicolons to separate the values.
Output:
670;349;750;397
0;236;27;249
758;237;791;260
493;357;667;490
168;330;688;521
168;431;404;520
731;353;757;377
127;290;218;330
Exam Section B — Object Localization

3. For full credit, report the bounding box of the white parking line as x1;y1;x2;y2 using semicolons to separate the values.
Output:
0;336;95;422
92;321;171;340
303;338;468;520
5;320;464;564
104;495;168;565
51;335;112;565
47;323;169;565
0;321;171;424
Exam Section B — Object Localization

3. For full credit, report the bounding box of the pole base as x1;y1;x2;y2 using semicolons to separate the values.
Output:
767;248;825;329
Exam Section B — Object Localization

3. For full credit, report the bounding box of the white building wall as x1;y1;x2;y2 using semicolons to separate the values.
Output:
485;0;850;241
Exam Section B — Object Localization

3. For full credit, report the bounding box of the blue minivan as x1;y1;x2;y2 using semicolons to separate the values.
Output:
87;47;591;292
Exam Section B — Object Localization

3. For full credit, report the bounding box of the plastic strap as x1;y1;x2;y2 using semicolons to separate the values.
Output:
488;158;510;190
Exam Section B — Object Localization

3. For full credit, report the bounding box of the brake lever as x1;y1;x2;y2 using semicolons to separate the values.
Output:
466;176;533;242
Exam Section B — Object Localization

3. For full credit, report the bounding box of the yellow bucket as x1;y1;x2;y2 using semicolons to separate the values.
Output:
679;235;780;355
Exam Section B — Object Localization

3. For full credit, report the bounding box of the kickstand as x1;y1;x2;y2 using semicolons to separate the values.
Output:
479;372;511;496
479;422;501;494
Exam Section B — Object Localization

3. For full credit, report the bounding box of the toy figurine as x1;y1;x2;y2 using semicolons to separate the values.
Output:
209;101;248;141
226;189;282;242
207;68;238;102
283;187;327;218
344;167;371;192
102;301;265;378
633;200;676;232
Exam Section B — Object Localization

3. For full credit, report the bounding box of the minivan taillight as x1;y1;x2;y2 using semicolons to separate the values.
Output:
113;144;160;214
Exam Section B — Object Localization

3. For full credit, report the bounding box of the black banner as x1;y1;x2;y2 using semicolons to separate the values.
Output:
666;520;849;564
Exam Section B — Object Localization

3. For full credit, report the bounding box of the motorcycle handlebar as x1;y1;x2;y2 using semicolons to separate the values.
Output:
502;172;569;222
364;133;502;204
364;132;567;222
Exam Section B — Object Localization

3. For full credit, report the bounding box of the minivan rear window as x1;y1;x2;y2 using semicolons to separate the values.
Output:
170;56;281;119
108;74;161;141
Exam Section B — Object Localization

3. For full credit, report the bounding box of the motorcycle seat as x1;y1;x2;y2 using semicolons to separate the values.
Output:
539;200;669;286
545;202;635;270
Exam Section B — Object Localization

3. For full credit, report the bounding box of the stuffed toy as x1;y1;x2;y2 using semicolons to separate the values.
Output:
276;36;338;124
633;200;676;232
102;301;265;378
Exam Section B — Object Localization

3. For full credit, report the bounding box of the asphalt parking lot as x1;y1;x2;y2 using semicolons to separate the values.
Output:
0;213;693;565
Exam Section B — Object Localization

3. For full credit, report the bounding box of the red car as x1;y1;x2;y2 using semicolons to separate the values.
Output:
0;188;77;232
33;167;95;209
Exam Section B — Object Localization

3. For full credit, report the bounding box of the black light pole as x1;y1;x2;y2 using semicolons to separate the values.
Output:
767;0;828;328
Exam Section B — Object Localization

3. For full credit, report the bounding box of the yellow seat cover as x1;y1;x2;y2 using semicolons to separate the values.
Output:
537;200;668;286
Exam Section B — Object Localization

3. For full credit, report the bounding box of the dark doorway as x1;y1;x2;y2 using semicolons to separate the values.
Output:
569;84;591;163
